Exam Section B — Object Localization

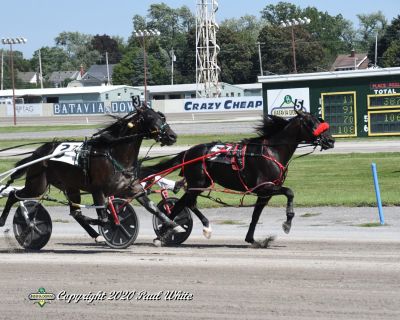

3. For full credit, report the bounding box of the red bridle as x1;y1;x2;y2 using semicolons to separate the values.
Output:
313;122;330;137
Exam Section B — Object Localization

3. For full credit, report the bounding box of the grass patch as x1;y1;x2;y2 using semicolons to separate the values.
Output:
214;219;244;225
356;222;386;227
52;219;70;223
300;213;322;218
1;152;399;208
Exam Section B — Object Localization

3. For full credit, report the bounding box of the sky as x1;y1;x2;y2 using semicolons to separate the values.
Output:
1;0;399;59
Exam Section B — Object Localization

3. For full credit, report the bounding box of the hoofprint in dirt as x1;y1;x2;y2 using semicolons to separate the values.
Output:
0;211;399;320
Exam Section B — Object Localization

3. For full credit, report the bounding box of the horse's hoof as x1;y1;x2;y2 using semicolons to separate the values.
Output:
203;226;212;239
153;238;163;247
94;235;106;243
282;221;291;234
0;217;5;227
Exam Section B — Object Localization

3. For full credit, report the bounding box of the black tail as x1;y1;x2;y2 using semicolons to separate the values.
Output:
0;142;57;194
139;152;186;179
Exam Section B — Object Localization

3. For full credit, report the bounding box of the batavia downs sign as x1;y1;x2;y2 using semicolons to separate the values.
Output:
53;101;138;115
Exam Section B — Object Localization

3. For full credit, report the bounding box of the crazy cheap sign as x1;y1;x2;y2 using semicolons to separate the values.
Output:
183;97;263;112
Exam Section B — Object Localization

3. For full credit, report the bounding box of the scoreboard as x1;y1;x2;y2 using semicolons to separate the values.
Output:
367;93;400;136
321;91;357;137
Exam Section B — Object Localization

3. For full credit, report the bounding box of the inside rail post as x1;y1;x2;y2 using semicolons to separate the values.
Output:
371;163;384;225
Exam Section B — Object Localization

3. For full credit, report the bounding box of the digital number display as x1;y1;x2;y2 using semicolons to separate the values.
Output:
321;92;357;137
368;94;400;109
368;110;400;136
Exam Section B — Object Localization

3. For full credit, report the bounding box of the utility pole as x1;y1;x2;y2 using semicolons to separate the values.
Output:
105;51;111;85
1;50;3;90
375;33;378;67
280;18;311;73
38;49;43;88
170;48;175;85
256;42;264;76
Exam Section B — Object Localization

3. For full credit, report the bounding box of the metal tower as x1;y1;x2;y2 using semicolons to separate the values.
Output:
196;0;220;98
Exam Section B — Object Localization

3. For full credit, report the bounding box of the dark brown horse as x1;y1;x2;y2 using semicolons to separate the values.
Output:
0;103;183;244
141;110;335;247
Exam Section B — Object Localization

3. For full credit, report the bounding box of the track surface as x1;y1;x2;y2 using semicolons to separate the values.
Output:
0;206;399;319
1;113;400;318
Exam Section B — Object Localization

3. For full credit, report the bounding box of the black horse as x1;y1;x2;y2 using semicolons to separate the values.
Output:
0;103;184;246
141;110;335;247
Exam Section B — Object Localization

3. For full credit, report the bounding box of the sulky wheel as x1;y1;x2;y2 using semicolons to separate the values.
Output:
99;198;139;249
13;201;52;250
153;197;193;245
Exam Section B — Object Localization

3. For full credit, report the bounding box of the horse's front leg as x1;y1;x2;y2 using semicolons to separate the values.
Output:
280;186;295;234
179;192;212;239
245;196;273;248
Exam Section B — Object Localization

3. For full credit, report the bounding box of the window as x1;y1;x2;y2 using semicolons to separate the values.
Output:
231;92;234;97
105;94;109;100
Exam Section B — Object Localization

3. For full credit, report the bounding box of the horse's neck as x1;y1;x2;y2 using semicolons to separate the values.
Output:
110;135;143;168
266;120;300;165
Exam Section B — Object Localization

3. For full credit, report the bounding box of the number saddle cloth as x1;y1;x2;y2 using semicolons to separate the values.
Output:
206;143;247;171
49;141;91;170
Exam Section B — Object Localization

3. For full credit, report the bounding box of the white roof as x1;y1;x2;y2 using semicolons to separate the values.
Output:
0;85;137;97
258;67;400;83
235;83;262;90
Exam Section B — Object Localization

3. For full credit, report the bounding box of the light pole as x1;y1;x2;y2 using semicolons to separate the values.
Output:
256;42;265;76
133;29;160;105
280;18;310;73
1;37;27;125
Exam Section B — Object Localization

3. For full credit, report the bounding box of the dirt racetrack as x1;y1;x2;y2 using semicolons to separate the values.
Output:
0;206;399;319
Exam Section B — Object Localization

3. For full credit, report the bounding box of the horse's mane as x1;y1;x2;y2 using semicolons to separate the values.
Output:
89;112;137;145
255;115;290;138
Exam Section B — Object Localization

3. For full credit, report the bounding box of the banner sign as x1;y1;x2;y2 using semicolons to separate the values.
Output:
53;97;142;115
183;97;263;112
267;88;310;118
53;102;106;115
7;104;43;116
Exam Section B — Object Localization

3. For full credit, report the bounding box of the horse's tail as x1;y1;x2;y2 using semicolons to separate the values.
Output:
0;142;57;194
139;152;186;180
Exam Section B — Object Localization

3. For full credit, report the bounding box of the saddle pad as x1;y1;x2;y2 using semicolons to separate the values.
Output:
208;144;233;161
50;142;83;166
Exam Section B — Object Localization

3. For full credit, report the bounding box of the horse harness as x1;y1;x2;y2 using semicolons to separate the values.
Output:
76;139;137;184
198;141;288;193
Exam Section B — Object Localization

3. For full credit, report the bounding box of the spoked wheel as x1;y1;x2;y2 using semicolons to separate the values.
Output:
153;197;193;245
13;201;52;250
99;198;139;249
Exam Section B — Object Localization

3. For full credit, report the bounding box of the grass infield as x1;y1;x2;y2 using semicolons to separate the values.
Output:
0;151;398;208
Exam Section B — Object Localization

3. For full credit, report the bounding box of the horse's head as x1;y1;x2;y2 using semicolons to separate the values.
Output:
127;104;177;146
294;110;335;150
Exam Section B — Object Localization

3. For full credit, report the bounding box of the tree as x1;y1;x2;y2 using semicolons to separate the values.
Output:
260;1;301;24
55;31;101;69
127;4;195;84
382;40;400;67
91;34;124;64
260;2;355;73
31;47;71;78
357;11;387;52
219;15;265;82
368;15;400;67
